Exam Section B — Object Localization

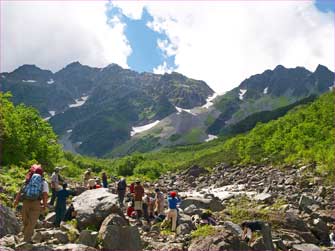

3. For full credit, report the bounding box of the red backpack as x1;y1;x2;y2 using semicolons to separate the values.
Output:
25;164;43;184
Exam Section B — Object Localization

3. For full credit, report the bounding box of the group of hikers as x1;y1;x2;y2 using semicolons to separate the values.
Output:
13;164;277;250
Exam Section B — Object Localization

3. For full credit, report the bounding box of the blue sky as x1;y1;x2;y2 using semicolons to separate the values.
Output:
315;0;335;12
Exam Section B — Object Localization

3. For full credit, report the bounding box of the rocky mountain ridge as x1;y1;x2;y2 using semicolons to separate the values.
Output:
1;62;213;156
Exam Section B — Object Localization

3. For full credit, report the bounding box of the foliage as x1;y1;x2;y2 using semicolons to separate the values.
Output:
191;225;216;238
1;92;62;171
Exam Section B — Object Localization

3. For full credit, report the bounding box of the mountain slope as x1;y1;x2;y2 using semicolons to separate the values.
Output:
1;63;214;156
207;64;334;135
110;65;333;157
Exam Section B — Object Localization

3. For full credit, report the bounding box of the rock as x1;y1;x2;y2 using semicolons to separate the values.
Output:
316;186;327;198
292;243;321;251
99;213;128;234
60;222;80;242
53;243;98;251
0;205;20;238
148;241;183;251
45;212;56;223
78;230;98;248
176;223;192;235
299;194;319;213
0;235;18;248
72;188;120;230
253;193;273;203
250;237;267;250
0;246;14;251
179;197;224;212
184;204;202;215
32;229;69;244
309;218;330;245
188;227;249;251
99;225;141;251
223;221;243;236
150;225;160;233
284;211;309;232
183;165;208;177
273;239;286;250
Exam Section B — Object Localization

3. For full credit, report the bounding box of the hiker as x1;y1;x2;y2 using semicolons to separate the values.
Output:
241;221;275;251
127;201;135;217
134;180;144;217
102;172;108;188
200;210;217;226
83;169;92;188
165;191;181;232
117;177;127;207
88;178;96;190
13;164;49;243
154;188;165;215
49;167;62;206
94;178;102;189
142;193;154;222
129;182;135;194
54;183;76;227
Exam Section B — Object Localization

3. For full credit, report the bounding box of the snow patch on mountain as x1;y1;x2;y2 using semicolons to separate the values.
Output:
22;80;36;83
205;134;218;142
49;111;56;116
131;120;160;137
47;79;55;85
202;93;218;109
175;106;197;116
67;129;73;133
239;89;247;100
69;96;89;108
263;87;268;94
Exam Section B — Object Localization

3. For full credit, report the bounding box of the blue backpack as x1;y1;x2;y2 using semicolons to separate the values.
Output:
23;173;43;200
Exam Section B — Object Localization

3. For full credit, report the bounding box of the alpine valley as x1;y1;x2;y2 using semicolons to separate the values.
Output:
0;62;333;157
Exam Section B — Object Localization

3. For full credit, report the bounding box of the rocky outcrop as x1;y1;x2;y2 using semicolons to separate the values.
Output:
0;205;20;238
72;188;121;230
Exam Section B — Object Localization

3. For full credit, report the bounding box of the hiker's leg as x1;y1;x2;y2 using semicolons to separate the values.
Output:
54;206;61;227
171;209;177;231
260;222;275;251
22;200;31;242
49;188;56;205
24;200;40;242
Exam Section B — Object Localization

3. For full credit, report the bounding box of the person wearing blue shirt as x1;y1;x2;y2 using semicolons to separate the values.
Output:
166;191;181;231
54;183;75;227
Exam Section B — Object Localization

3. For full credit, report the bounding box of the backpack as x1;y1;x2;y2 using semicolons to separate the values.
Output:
117;179;126;190
23;173;43;200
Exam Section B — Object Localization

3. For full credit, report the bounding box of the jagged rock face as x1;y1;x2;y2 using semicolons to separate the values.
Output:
0;205;20;238
1;63;213;156
208;64;334;135
72;188;121;230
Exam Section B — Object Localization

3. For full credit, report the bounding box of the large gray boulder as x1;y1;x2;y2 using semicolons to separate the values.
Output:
189;227;249;251
0;246;15;251
99;225;141;251
0;205;20;238
78;230;98;248
179;197;224;212
72;188;120;230
292;243;321;251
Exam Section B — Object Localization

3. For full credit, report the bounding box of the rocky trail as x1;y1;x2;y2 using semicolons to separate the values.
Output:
0;163;333;251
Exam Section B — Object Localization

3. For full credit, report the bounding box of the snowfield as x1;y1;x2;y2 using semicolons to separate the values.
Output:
131;120;160;136
69;96;89;108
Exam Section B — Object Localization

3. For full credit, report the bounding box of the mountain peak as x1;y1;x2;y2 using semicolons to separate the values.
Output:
274;65;286;71
314;64;330;74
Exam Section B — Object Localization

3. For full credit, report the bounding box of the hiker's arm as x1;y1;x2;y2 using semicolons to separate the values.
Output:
13;192;21;208
241;228;247;240
42;192;48;208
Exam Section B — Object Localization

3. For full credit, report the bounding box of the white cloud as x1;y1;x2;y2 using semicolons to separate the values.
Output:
113;1;334;94
1;1;131;72
1;1;333;95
